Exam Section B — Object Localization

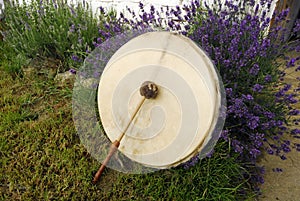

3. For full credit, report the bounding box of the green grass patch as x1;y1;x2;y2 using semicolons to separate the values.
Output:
0;67;256;200
108;142;256;201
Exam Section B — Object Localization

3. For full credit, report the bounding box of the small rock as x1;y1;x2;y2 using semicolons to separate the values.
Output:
54;71;75;86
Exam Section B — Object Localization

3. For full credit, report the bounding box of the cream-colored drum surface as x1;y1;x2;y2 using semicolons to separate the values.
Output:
97;32;224;169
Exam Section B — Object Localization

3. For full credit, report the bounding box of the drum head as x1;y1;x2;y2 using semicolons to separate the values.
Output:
97;32;225;169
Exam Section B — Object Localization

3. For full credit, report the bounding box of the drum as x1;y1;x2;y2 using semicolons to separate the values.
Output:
73;31;226;174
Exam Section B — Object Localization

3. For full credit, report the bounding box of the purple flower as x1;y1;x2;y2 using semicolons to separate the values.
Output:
69;24;75;33
99;6;105;14
267;148;274;155
139;2;144;10
249;64;260;75
252;84;263;92
93;71;100;78
183;155;199;169
69;68;76;74
184;24;190;30
249;148;261;158
287;58;296;67
279;126;287;131
232;139;244;153
168;20;174;28
289;109;300;116
272;168;283;172
283;84;291;91
280;155;287;160
282;146;291;153
243;94;254;100
248;116;260;130
285;94;297;104
255;175;265;185
221;130;229;141
104;23;110;30
291;129;300;135
206;149;215;158
264;111;275;119
264;75;272;82
71;55;81;62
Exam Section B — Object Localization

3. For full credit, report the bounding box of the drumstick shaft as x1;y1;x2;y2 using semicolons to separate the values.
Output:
92;140;120;183
93;97;146;183
117;97;146;142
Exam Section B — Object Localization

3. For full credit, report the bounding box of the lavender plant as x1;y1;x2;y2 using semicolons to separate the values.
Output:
184;0;300;190
192;1;299;156
1;0;111;71
114;0;300;191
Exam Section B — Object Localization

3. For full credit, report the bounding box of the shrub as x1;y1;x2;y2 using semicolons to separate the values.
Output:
188;0;299;155
1;0;111;71
119;0;300;192
184;0;299;190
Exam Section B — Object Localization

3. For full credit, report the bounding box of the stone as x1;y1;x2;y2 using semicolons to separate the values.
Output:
54;71;75;86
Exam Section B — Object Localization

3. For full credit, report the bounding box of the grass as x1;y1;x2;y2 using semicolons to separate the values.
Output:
0;1;258;200
0;66;99;200
0;61;256;200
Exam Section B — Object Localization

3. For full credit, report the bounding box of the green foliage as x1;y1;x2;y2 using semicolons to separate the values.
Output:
2;0;105;71
186;0;299;164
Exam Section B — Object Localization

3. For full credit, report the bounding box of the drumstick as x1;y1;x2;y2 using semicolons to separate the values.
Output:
93;81;158;183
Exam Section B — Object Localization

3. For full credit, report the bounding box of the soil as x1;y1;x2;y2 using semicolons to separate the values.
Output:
258;51;300;201
258;134;300;201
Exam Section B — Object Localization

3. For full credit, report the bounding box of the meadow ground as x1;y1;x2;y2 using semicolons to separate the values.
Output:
0;51;299;200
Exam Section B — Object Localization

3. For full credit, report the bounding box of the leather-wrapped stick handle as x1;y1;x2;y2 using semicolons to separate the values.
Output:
92;140;120;183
